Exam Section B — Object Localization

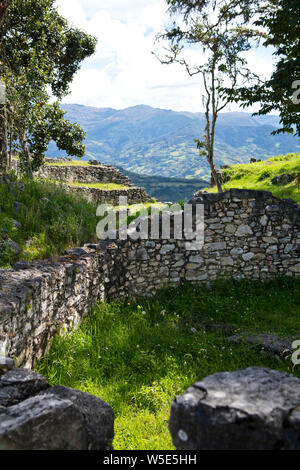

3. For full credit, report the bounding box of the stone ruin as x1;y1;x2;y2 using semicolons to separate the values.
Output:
0;188;300;449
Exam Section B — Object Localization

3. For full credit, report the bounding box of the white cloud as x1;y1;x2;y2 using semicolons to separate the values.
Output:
55;0;275;113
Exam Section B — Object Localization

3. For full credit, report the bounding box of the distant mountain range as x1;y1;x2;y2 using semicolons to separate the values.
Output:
47;103;300;182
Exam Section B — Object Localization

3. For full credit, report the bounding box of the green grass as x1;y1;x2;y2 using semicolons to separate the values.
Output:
45;160;101;167
209;152;300;203
65;181;127;190
0;175;172;268
0;176;100;268
35;278;300;450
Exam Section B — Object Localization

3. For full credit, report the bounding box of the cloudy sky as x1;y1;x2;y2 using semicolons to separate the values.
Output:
55;0;275;113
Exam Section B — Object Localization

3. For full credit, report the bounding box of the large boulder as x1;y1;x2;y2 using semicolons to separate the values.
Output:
0;368;50;407
0;365;115;450
0;394;87;450
39;385;115;450
169;367;300;450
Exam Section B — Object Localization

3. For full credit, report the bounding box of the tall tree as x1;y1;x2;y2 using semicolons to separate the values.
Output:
155;0;261;192
222;0;300;136
0;0;97;175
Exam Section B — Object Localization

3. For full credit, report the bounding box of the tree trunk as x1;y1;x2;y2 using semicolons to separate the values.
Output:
210;161;223;193
0;104;8;171
19;131;33;178
8;118;13;167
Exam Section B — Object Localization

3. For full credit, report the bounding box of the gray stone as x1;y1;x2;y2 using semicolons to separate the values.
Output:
10;241;21;254
12;220;21;230
189;255;204;264
136;248;148;261
0;356;14;375
0;369;50;397
13;201;25;213
289;263;300;273
230;247;243;256
169;367;300;450
0;385;28;407
39;385;115;450
220;256;234;266
225;333;292;357
0;394;87;450
235;224;253;237
242;252;255;261
205;242;226;251
160;244;176;254
260;215;268;226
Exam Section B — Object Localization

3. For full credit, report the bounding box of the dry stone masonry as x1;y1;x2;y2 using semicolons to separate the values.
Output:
37;159;134;186
63;184;153;205
0;189;299;368
11;157;153;205
37;158;153;204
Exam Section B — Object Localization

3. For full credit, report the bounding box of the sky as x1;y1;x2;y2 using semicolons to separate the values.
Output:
55;0;275;113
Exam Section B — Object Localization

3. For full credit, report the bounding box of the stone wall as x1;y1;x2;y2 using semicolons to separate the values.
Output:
0;189;299;367
64;184;153;205
36;160;133;186
10;158;153;204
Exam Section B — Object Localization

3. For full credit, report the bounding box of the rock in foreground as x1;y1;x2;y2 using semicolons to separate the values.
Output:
169;367;300;450
0;362;115;450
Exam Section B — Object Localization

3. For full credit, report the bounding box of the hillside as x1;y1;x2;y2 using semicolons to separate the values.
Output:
208;153;300;204
116;167;208;202
47;104;300;180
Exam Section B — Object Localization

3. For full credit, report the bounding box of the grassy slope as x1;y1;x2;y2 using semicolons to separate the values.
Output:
35;279;300;450
0;175;167;268
209;152;300;203
0;177;99;268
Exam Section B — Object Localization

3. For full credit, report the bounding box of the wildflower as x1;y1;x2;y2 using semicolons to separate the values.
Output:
137;305;142;309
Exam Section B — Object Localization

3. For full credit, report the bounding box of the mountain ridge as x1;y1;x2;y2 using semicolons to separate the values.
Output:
47;103;299;180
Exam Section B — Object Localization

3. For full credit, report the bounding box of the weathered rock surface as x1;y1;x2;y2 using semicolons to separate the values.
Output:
225;333;293;358
0;368;49;408
0;394;87;450
0;356;14;375
169;367;300;450
39;385;115;450
0;360;115;450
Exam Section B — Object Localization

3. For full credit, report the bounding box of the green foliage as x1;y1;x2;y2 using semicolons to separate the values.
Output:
36;278;300;450
222;0;300;136
0;0;97;174
28;103;86;170
157;0;262;191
